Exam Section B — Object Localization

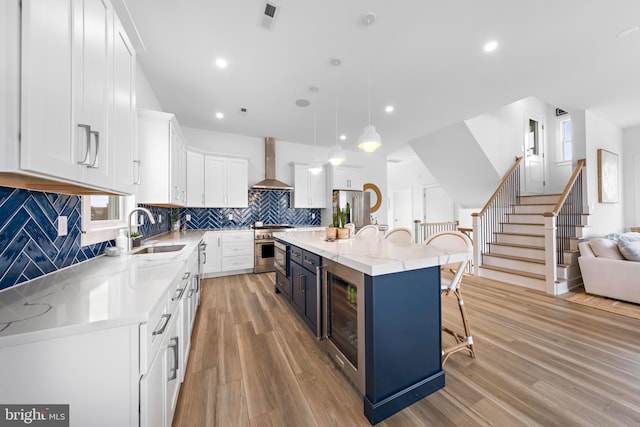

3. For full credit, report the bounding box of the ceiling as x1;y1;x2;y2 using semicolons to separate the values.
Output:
126;0;640;157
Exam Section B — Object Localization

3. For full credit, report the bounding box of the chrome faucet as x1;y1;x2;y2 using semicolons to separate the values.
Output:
128;207;156;252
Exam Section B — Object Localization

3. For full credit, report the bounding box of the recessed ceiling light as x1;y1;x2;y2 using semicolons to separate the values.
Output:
339;134;347;141
484;41;498;53
385;105;394;113
215;58;228;68
617;26;639;38
215;112;224;119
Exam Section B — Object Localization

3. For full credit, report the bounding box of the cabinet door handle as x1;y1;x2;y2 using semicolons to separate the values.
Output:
77;124;92;165
194;274;200;292
187;289;194;298
301;274;306;293
87;130;100;168
168;337;179;381
172;286;186;301
182;272;191;280
202;252;207;264
152;313;171;336
134;160;142;185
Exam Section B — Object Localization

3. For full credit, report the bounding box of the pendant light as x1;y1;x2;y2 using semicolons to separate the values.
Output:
358;11;381;153
308;86;323;175
328;57;346;166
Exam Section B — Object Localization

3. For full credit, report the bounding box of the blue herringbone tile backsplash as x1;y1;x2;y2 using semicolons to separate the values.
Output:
0;186;112;290
182;190;321;229
0;187;319;290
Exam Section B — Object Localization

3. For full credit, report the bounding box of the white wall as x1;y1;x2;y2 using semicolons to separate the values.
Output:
465;96;572;194
623;125;640;227
182;127;388;225
136;64;163;111
387;156;438;224
584;111;625;236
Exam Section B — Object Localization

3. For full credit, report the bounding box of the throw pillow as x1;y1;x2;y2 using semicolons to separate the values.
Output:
618;241;640;261
618;232;640;243
589;238;625;260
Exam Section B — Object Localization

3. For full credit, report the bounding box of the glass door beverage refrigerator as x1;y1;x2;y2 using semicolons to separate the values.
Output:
323;258;365;393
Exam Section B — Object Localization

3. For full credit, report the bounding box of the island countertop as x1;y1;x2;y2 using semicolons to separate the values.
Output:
274;229;470;276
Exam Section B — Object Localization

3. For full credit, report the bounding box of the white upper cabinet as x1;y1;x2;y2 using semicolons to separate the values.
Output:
204;156;248;208
3;0;137;194
111;16;137;194
20;0;83;183
331;165;363;190
291;163;326;208
137;109;187;206
186;150;205;207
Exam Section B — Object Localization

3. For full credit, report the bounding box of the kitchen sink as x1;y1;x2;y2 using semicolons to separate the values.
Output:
132;244;185;254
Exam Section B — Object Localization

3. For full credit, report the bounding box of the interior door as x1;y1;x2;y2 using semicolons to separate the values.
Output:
524;115;545;194
422;186;454;222
391;188;413;230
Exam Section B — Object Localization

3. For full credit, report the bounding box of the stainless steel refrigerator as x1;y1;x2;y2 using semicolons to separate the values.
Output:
332;190;371;230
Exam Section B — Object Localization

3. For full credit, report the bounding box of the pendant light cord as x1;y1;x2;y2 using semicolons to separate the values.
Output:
367;16;372;127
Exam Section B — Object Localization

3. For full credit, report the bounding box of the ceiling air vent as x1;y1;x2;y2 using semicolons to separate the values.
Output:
259;1;280;31
555;108;568;117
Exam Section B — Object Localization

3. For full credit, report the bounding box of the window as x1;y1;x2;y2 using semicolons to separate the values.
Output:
81;195;133;246
560;119;572;162
554;117;572;164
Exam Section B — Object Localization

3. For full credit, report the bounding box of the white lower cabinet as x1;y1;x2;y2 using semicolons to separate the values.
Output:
0;244;202;427
202;230;254;277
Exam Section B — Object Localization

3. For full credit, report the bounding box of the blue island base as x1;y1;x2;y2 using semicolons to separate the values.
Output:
364;371;445;424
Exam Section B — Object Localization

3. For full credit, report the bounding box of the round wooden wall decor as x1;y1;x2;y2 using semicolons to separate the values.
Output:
364;183;382;213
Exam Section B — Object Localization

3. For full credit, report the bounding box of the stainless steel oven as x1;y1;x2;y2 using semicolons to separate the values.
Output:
254;225;293;273
323;258;365;394
274;240;288;277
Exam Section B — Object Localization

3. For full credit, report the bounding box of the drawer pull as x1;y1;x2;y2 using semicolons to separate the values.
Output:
172;287;186;301
152;313;171;336
182;272;191;280
168;337;179;381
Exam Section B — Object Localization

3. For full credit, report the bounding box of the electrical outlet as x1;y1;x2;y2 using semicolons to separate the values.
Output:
311;213;316;219
158;215;162;223
139;214;144;225
57;216;68;236
228;213;233;220
186;214;191;221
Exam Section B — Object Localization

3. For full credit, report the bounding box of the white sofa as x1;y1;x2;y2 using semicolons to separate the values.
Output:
578;234;640;304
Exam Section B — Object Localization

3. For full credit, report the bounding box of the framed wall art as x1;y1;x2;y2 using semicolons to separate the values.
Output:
597;149;619;203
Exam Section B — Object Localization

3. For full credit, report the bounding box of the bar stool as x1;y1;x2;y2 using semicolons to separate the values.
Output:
425;231;475;365
384;227;412;244
355;224;379;240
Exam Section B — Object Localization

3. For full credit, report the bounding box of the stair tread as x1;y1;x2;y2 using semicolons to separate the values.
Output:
483;252;545;264
520;194;562;198
500;222;544;226
479;264;545;280
495;232;545;238
511;203;556;207
506;212;545;216
488;242;545;250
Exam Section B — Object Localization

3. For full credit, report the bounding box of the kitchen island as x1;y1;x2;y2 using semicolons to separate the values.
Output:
274;229;471;425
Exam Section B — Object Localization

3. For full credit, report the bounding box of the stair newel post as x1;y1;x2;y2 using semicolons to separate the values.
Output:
471;213;482;275
543;212;558;294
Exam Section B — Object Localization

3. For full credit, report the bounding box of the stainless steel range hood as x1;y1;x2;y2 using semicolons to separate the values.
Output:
252;137;293;190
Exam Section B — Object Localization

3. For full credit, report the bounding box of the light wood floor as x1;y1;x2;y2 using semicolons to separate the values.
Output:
172;272;640;426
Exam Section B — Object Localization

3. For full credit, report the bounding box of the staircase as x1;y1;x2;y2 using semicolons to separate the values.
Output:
472;157;587;295
478;194;586;292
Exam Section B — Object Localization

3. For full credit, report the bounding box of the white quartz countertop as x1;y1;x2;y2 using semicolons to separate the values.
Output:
274;230;471;276
0;231;206;348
